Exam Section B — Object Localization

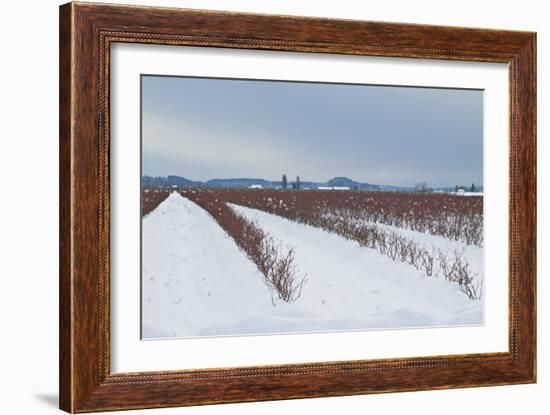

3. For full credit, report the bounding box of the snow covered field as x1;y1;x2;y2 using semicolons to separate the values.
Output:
142;192;483;338
322;212;484;288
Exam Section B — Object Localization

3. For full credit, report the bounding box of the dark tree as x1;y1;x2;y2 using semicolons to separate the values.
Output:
282;174;288;189
470;183;476;192
296;175;301;189
455;185;459;192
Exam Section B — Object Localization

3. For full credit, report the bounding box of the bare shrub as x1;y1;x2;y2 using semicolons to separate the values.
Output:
386;232;400;260
141;188;170;216
180;190;307;304
406;241;423;268
179;188;481;301
436;248;480;300
221;188;483;246
420;246;437;277
266;247;307;304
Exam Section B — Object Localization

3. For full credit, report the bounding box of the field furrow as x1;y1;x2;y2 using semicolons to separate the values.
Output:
141;192;483;338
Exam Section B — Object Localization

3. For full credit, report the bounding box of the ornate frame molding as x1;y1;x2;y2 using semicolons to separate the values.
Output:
60;2;536;412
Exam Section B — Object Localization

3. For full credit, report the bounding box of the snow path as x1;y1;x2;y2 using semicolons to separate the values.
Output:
345;218;483;285
142;192;273;338
229;204;483;329
142;193;483;339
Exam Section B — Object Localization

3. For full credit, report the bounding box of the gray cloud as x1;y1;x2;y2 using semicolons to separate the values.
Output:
142;75;483;187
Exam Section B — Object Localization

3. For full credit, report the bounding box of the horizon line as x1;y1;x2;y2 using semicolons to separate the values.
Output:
141;174;483;188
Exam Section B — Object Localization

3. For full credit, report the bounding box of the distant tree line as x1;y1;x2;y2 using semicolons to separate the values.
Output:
282;174;301;189
455;183;478;192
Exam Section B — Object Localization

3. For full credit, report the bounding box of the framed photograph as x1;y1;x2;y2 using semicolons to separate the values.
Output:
59;2;536;412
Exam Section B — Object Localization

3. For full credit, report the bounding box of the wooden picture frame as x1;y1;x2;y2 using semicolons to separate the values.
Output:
59;2;536;412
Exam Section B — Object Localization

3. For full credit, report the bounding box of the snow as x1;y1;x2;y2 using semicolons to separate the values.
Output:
228;204;483;328
142;192;272;338
142;192;483;339
317;186;350;190
454;191;483;196
330;214;484;287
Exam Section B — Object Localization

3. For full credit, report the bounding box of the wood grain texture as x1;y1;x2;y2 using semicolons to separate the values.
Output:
59;2;537;412
59;3;73;411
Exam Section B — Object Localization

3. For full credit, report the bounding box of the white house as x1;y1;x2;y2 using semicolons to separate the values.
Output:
317;186;350;190
248;184;263;189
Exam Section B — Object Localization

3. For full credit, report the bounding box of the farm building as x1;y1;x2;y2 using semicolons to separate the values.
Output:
317;186;351;190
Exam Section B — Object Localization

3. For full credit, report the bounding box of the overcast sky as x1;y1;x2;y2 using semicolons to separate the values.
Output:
142;75;483;187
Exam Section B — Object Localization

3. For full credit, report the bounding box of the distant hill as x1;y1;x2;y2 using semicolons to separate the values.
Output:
206;178;274;188
141;175;424;192
141;175;200;188
326;177;379;191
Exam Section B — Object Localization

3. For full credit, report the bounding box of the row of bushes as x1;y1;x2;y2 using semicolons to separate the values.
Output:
141;188;170;216
142;188;481;300
221;189;484;246
228;196;481;300
320;207;483;246
180;190;307;304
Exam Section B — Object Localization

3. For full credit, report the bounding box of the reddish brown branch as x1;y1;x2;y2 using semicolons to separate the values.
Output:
180;189;307;303
141;188;170;216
